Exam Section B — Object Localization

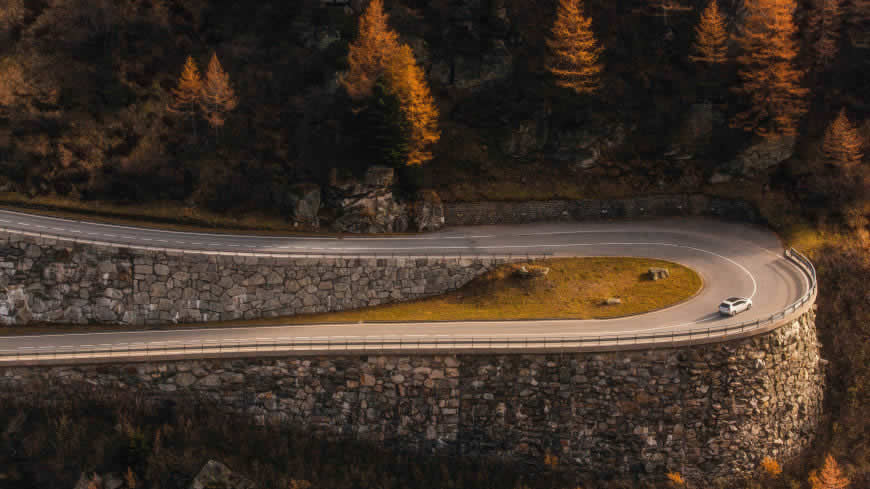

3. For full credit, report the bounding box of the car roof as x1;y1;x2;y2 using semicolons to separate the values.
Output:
724;297;743;302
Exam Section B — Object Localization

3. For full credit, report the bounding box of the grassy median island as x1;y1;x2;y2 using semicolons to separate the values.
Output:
242;257;702;326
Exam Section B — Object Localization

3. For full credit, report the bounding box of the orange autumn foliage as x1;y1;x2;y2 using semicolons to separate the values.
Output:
345;0;439;165
200;53;238;130
547;0;603;94
168;56;202;118
384;44;440;166
690;0;729;65
732;0;808;138
344;0;400;100
809;455;850;489
822;108;864;168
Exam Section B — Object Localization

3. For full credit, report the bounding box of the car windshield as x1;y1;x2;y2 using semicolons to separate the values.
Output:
719;302;731;308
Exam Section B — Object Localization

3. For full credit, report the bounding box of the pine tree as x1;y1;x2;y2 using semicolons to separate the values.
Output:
809;0;844;68
344;0;400;100
344;0;440;166
809;455;850;489
385;44;440;166
821;108;864;167
200;53;238;133
547;0;604;95
848;0;870;49
732;0;808;138
168;56;203;136
690;0;729;65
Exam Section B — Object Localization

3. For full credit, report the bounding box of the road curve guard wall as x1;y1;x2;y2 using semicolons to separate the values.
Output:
0;309;824;484
444;194;761;226
0;231;523;326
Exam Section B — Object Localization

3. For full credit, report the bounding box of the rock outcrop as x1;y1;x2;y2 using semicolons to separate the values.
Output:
327;166;410;233
727;136;796;175
411;190;445;232
190;460;256;489
287;183;321;228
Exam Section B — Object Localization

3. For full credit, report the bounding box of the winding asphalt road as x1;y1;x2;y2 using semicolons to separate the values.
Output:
0;209;811;360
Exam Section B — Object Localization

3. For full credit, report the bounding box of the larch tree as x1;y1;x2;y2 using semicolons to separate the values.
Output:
200;53;238;134
809;455;850;489
848;0;870;49
547;0;604;95
809;0;844;68
385;44;440;166
821;108;864;167
344;0;440;166
690;0;729;65
168;56;203;137
732;0;808;138
344;0;400;101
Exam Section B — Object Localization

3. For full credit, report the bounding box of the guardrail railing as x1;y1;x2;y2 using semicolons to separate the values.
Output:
0;249;817;362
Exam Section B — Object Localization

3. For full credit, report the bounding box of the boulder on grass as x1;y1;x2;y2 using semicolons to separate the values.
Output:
189;460;256;489
605;297;622;305
648;267;670;281
513;265;550;278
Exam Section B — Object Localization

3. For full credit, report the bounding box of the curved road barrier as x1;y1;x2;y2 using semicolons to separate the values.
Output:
0;210;815;363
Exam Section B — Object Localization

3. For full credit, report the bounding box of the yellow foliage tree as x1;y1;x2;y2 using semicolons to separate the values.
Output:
822;108;864;167
200;53;238;131
690;0;728;64
547;0;604;95
168;56;203;132
385;44;440;166
760;456;782;477
809;455;850;489
344;0;400;100
345;0;440;166
732;0;808;138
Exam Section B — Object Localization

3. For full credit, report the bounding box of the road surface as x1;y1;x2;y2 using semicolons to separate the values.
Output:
0;209;812;361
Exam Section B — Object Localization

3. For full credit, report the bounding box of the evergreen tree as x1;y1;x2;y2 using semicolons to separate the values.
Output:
168;56;203;137
732;0;808;138
690;0;728;65
344;0;400;100
822;108;864;167
547;0;604;95
200;53;238;134
810;455;851;489
345;0;440;166
809;0;844;68
356;79;409;169
385;44;440;166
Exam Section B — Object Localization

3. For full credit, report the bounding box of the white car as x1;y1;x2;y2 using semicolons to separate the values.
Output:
719;297;753;316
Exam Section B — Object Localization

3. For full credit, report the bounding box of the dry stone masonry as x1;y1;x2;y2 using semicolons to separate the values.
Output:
444;194;760;226
0;311;823;484
0;232;513;326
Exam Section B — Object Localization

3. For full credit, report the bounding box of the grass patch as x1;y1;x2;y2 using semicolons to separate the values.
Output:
278;257;701;323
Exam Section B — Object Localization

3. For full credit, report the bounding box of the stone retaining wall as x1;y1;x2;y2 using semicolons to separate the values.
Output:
0;311;823;484
444;194;760;226
0;232;513;326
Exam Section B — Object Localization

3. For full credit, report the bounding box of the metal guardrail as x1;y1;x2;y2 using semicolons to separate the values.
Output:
0;248;817;362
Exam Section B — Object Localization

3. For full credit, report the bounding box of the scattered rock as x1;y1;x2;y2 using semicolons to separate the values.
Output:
605;297;623;305
189;460;256;489
648;268;670;280
513;265;550;278
728;136;796;174
327;166;410;233
287;183;321;228
411;190;445;232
